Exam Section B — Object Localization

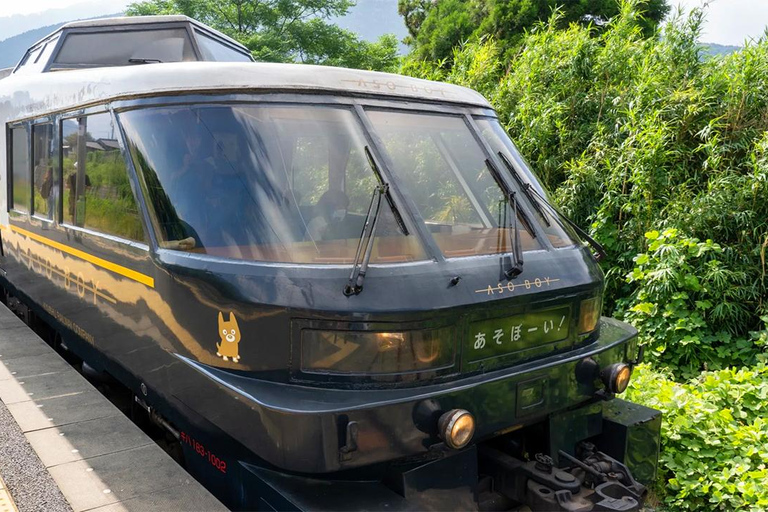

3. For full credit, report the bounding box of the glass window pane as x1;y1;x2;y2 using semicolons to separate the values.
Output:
475;118;576;248
367;110;542;258
11;126;30;212
32;124;56;220
62;113;144;242
14;35;59;76
195;31;251;62
119;105;425;264
53;29;195;69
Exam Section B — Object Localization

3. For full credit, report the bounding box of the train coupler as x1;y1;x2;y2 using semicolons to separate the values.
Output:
480;441;647;512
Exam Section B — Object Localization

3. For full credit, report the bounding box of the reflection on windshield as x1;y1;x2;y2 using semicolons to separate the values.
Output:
367;110;543;258
118;105;425;264
474;118;575;249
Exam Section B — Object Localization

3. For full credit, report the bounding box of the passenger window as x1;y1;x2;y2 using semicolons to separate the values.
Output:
53;29;195;69
10;125;30;213
13;36;59;76
195;31;251;62
62;113;145;242
32;124;56;220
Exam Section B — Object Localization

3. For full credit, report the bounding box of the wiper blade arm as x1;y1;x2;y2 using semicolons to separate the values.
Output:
128;58;163;64
485;158;536;236
344;184;386;296
498;151;607;261
364;146;408;236
497;151;550;226
485;159;524;279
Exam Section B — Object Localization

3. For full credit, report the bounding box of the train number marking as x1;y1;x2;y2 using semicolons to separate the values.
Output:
180;432;227;474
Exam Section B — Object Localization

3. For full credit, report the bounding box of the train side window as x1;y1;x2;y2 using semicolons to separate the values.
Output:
195;30;252;62
13;35;59;76
10;125;30;213
32;123;56;220
62;113;145;242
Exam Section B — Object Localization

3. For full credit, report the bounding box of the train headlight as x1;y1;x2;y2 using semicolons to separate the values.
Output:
601;363;632;394
438;409;475;449
578;296;602;334
301;327;454;374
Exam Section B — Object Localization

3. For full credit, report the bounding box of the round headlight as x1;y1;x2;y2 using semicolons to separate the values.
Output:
602;363;632;394
438;409;476;449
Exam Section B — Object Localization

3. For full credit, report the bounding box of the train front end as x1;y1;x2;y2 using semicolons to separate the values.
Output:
113;80;661;511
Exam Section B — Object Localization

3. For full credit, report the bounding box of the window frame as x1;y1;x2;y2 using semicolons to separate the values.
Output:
13;34;62;75
193;28;253;62
105;92;559;265
8;122;32;216
46;24;203;72
30;120;56;223
56;107;150;250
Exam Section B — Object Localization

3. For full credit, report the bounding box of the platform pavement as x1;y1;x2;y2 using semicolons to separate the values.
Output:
0;303;228;512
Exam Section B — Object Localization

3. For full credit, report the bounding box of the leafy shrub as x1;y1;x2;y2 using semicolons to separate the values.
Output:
622;228;763;378
627;364;768;511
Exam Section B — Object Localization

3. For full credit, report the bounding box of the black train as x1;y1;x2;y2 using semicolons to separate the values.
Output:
0;15;661;511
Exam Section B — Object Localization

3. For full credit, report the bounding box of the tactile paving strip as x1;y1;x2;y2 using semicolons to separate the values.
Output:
0;475;19;512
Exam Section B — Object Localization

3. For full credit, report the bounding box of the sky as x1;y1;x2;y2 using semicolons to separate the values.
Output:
0;0;767;46
0;0;129;18
673;0;768;45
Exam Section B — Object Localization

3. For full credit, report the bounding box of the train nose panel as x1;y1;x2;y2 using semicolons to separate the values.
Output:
172;318;638;474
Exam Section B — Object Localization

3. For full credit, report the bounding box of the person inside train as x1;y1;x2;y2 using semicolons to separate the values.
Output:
306;189;350;241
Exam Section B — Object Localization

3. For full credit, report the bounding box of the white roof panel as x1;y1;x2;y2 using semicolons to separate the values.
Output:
0;61;492;120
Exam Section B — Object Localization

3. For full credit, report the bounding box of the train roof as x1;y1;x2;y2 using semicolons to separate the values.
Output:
0;60;492;122
0;14;491;118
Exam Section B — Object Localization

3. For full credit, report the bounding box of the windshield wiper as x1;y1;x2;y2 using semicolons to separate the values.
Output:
128;58;163;64
344;184;387;296
497;151;607;261
485;158;524;279
344;147;408;296
497;151;549;226
364;146;408;235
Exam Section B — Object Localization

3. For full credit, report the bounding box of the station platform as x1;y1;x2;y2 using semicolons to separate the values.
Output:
0;303;228;512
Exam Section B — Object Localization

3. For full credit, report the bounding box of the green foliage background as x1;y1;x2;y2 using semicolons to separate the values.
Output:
398;0;669;63
400;1;768;508
126;0;400;71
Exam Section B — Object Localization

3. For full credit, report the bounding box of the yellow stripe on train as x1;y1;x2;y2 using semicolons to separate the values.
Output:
1;224;155;288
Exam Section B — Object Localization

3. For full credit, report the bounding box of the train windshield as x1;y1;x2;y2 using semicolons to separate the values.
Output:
119;105;426;263
367;111;544;258
118;103;561;264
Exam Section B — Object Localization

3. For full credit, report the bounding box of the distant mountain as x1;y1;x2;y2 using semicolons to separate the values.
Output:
0;13;124;70
0;24;60;69
0;0;127;40
702;43;741;57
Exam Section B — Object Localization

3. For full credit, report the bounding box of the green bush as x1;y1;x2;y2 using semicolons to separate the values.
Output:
627;364;768;510
622;228;764;378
